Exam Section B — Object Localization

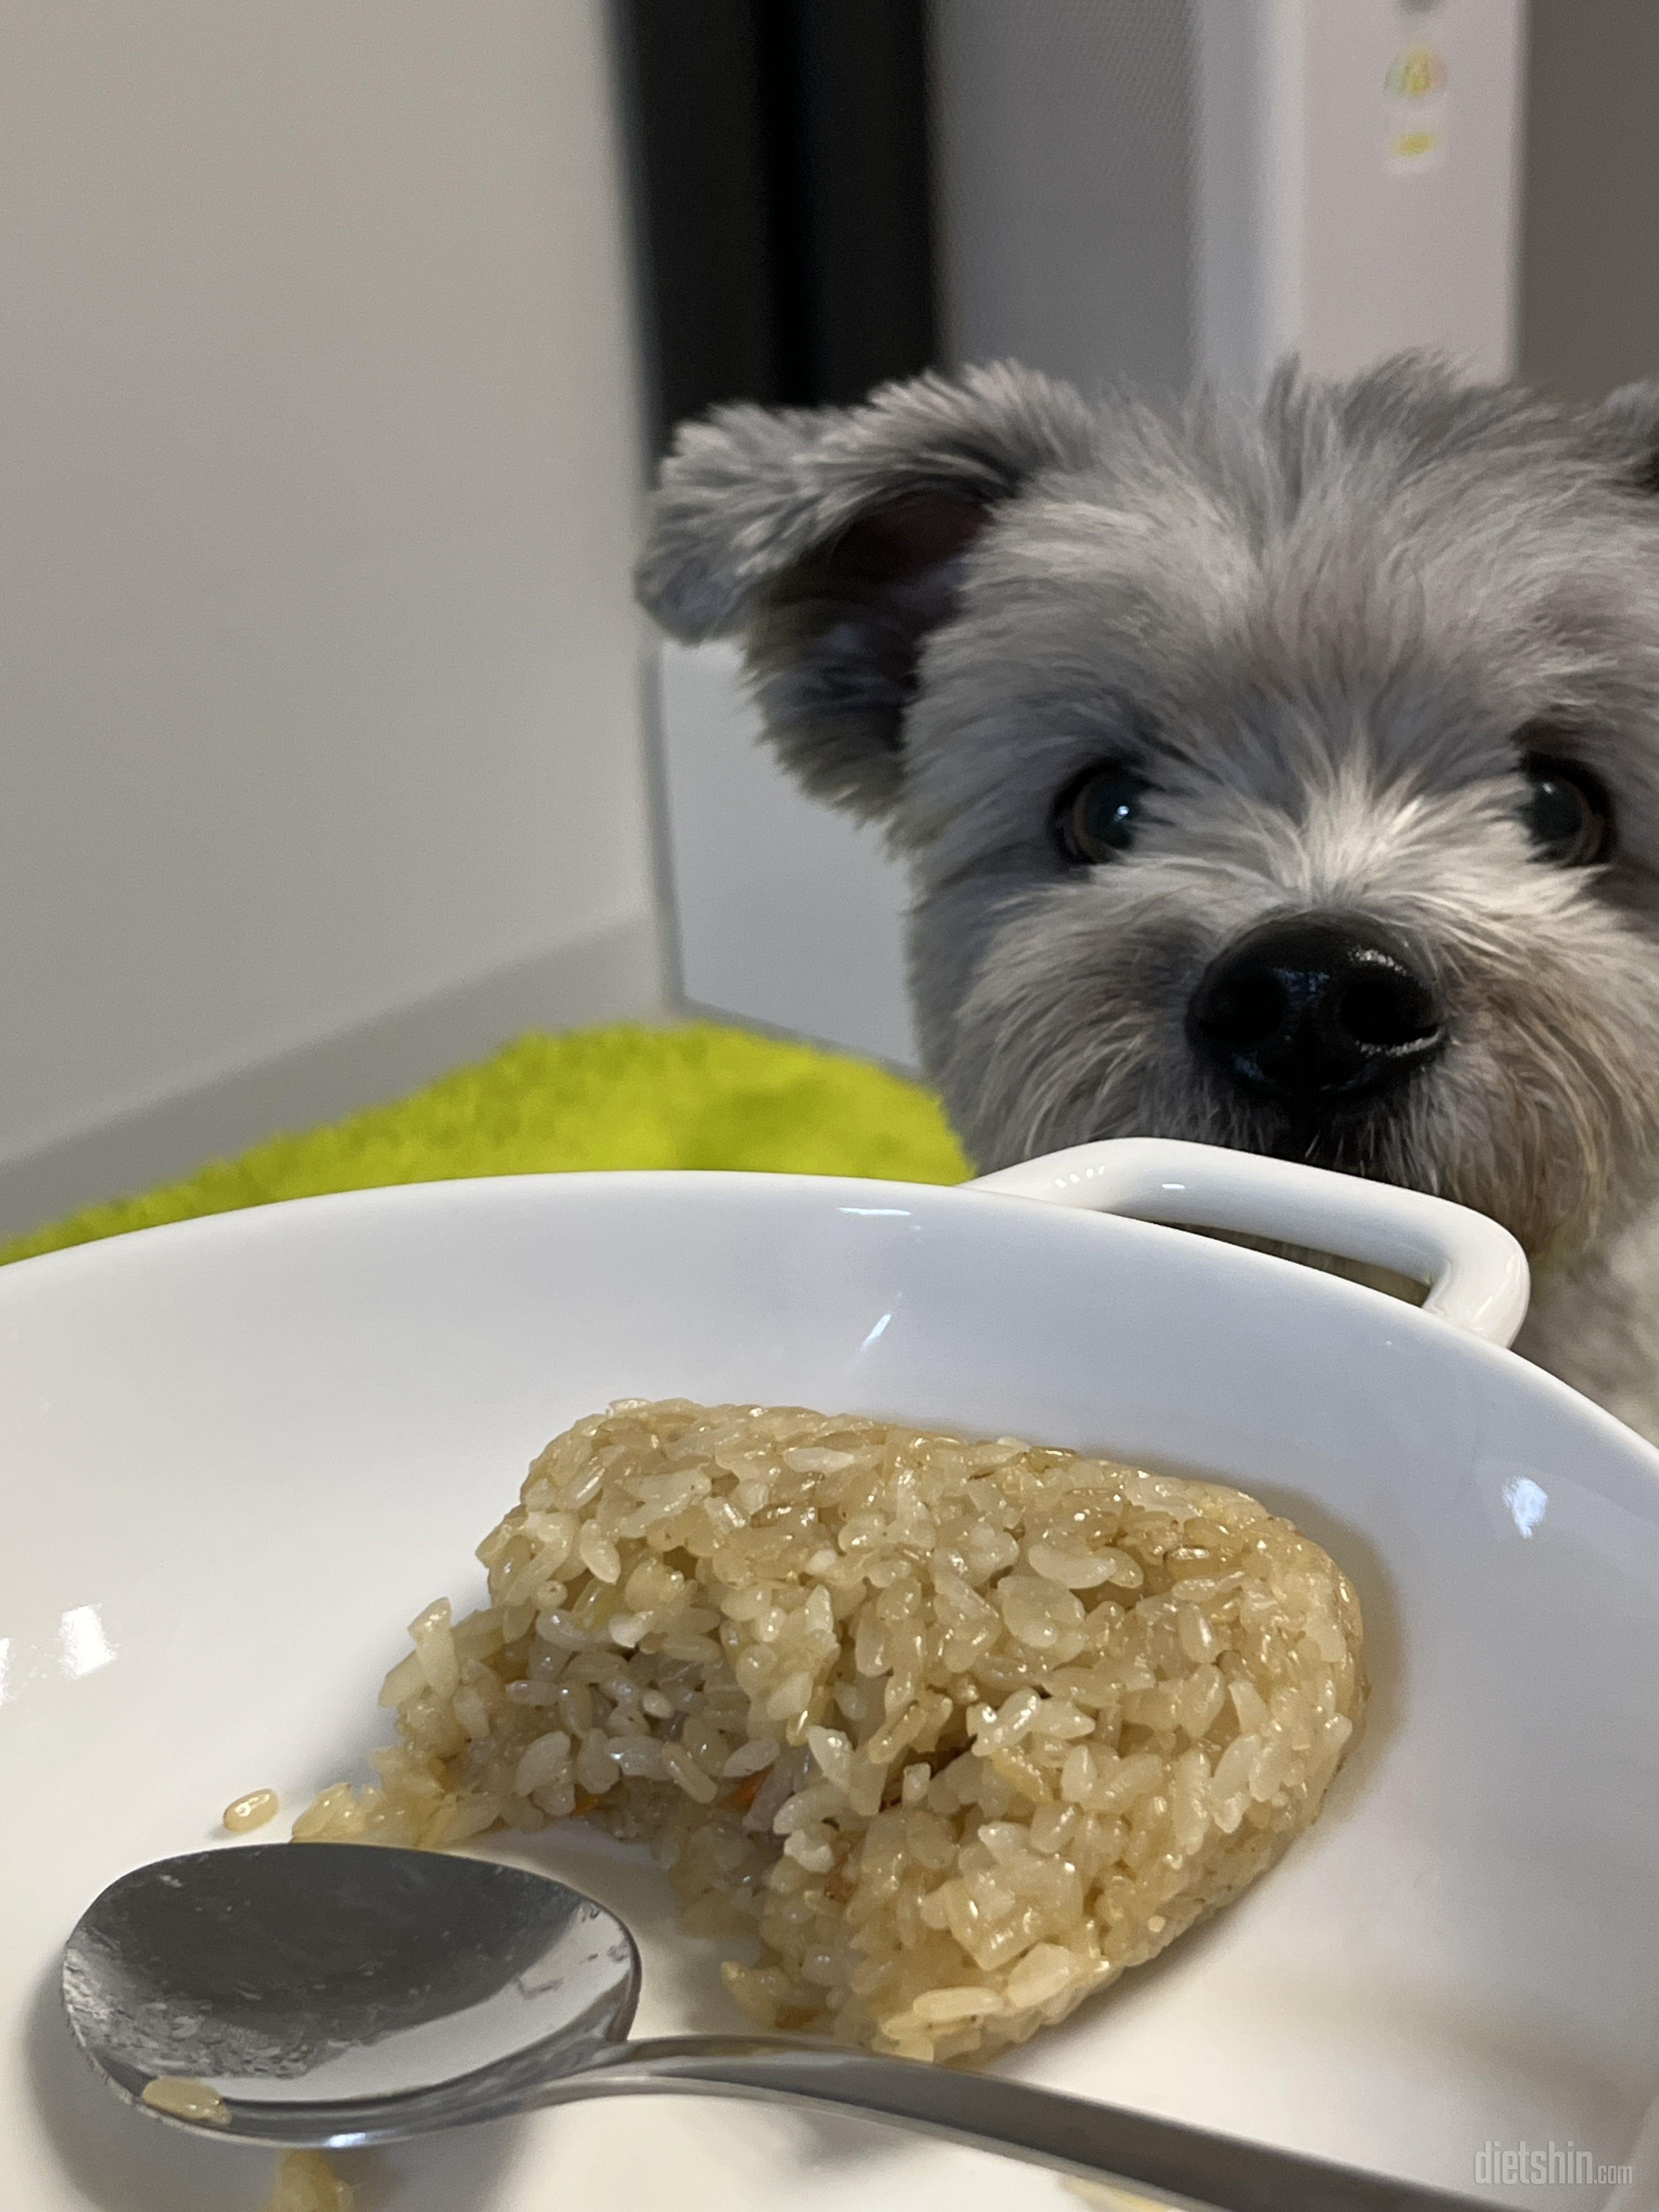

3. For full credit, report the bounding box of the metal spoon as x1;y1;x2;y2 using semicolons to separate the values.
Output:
63;1844;1483;2212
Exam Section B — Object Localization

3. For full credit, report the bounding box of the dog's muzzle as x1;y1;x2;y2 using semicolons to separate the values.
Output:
1187;912;1446;1115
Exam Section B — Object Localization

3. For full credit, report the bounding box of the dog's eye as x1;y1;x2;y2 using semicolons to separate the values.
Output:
1521;754;1613;867
1053;763;1150;864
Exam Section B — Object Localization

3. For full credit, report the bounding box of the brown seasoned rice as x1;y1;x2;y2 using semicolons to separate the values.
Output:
297;1400;1364;2062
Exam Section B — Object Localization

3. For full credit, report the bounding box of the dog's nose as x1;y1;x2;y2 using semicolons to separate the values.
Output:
1187;913;1446;1110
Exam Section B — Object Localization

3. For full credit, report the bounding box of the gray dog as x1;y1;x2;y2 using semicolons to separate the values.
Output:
636;355;1659;1441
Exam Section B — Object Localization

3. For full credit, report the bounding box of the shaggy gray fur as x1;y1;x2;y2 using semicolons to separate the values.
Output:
638;356;1659;1442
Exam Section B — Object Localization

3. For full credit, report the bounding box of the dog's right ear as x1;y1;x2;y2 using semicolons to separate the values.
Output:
1594;379;1659;495
635;364;1096;818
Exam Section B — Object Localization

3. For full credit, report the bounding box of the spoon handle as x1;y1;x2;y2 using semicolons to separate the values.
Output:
571;2035;1487;2212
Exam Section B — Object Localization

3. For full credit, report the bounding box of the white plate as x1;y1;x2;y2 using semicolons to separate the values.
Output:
4;1147;1658;2212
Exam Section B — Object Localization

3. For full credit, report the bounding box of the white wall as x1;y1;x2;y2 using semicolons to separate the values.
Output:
0;1;658;1232
658;642;916;1068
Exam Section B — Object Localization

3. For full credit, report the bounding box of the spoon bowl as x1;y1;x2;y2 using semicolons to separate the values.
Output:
63;1844;1486;2212
63;1844;640;2136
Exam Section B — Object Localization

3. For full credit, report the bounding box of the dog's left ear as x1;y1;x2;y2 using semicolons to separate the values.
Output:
1594;379;1659;495
635;363;1096;818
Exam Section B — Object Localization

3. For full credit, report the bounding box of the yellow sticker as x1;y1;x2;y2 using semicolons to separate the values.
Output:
1385;41;1449;172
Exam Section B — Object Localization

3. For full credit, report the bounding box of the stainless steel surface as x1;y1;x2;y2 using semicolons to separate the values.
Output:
63;1846;1488;2212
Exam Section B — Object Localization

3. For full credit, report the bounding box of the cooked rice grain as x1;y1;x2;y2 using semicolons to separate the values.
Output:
259;2152;354;2212
223;1786;280;1834
298;1401;1364;2061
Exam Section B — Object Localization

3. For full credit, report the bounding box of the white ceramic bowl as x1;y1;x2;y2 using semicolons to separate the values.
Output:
2;1140;1656;2212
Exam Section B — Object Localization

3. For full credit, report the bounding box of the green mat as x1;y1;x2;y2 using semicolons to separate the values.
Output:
0;1022;971;1268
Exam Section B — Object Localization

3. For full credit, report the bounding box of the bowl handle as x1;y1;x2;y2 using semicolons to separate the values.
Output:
969;1138;1531;1347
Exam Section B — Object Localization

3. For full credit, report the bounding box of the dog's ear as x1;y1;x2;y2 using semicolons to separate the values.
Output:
1595;379;1659;495
635;364;1096;817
